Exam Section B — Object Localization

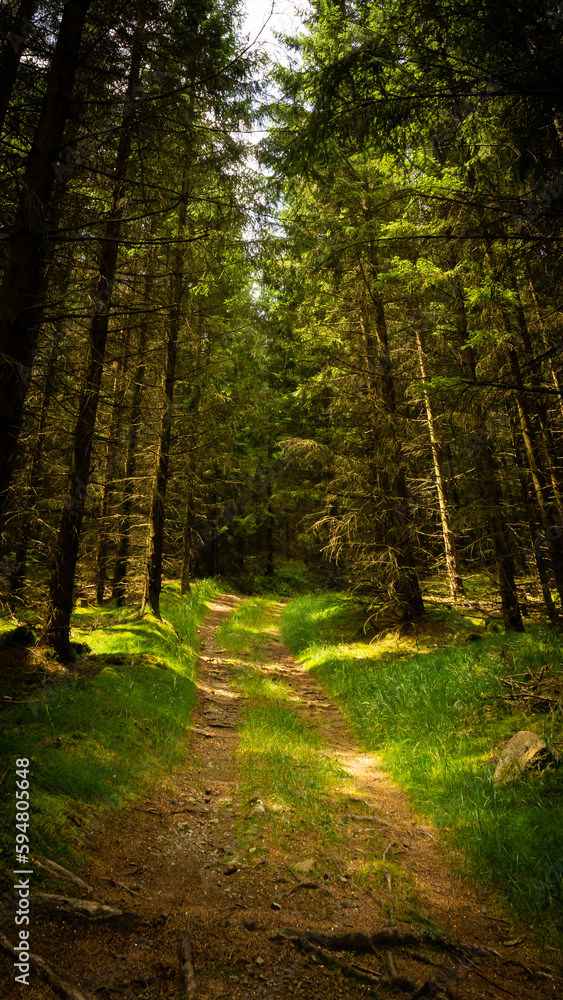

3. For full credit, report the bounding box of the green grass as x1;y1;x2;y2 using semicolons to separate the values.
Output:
215;595;280;653
0;580;217;870
281;593;563;941
276;592;367;653
215;596;354;864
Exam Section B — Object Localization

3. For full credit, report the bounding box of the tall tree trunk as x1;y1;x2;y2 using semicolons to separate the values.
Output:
525;270;563;421
414;321;465;599
266;481;274;576
95;330;130;604
358;270;424;620
505;342;563;608
9;330;62;598
42;35;142;658
0;0;91;536
180;489;193;596
450;273;524;631
112;278;152;606
439;65;524;628
0;0;37;134
493;272;563;608
506;261;563;512
509;413;558;620
141;178;188;618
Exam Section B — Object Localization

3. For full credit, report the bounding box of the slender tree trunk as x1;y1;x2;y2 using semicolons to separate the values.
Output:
509;414;558;620
451;274;524;631
111;274;152;605
42;35;142;658
9;331;62;598
525;270;563;421
501;316;563;608
507;262;563;512
414;322;465;599
266;481;274;576
180;489;193;595
0;0;37;134
141;178;188;617
95;331;130;604
358;271;424;620
0;0;91;535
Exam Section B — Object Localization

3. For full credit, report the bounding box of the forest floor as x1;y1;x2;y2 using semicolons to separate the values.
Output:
2;594;560;1000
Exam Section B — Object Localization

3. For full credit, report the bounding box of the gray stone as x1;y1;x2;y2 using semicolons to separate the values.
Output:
493;730;556;784
293;858;315;875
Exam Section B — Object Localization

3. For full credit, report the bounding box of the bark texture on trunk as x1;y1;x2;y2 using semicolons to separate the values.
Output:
0;0;37;134
141;191;187;618
95;333;130;604
42;36;142;658
9;332;62;598
0;0;91;535
358;269;424;622
451;269;524;631
112;307;150;606
414;323;465;599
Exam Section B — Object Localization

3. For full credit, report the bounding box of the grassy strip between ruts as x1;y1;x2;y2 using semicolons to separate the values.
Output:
280;593;563;945
215;598;361;871
0;580;218;872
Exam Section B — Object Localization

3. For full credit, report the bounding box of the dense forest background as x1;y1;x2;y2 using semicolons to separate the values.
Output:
2;0;563;658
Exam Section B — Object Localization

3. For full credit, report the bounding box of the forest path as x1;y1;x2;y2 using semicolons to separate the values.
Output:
8;595;557;1000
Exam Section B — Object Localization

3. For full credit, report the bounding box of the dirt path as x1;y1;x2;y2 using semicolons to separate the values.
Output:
3;595;559;1000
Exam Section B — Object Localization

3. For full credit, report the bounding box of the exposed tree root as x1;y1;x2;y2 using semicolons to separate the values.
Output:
281;925;488;959
296;936;382;988
0;932;92;1000
32;856;94;893
31;892;139;925
276;925;491;999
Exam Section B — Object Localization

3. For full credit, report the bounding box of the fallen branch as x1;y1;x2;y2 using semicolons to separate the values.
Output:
32;856;93;894
0;932;92;1000
178;931;197;998
188;726;215;738
31;893;138;924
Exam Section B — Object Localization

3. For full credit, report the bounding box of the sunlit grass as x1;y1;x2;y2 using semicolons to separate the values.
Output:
236;667;294;701
235;699;352;858
215;595;279;654
281;593;563;942
215;597;356;863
